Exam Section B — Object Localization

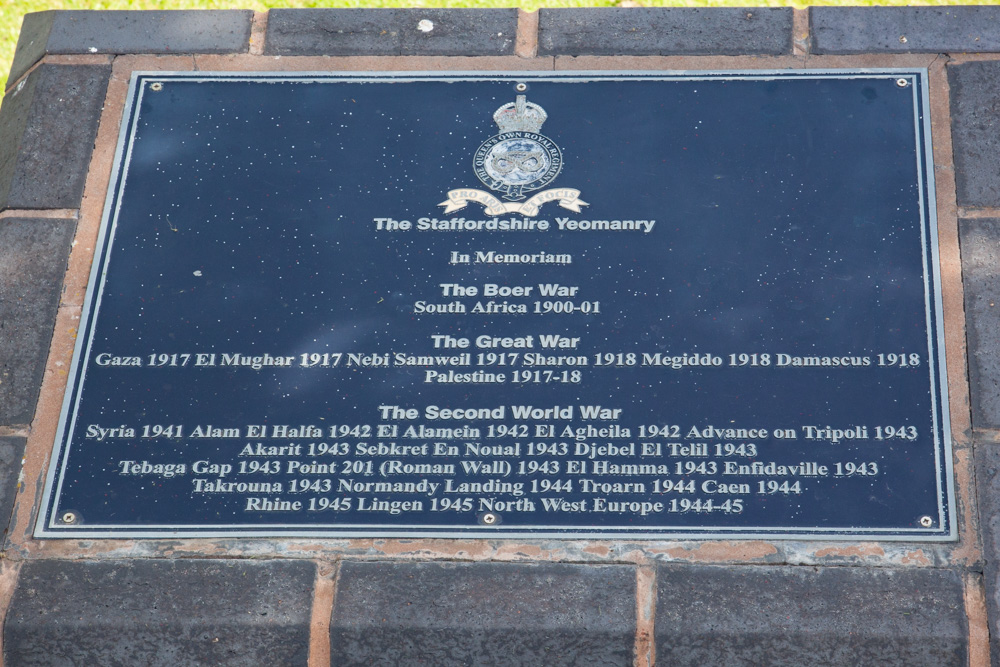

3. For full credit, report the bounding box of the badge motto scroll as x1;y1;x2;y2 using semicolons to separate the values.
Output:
439;95;588;217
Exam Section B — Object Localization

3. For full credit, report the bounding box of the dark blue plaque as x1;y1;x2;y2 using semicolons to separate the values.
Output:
37;71;955;540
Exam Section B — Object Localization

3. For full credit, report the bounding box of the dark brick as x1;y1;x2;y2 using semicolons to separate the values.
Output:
6;12;56;87
538;8;792;56
266;9;517;56
812;7;1000;55
949;61;1000;208
656;564;967;666
0;64;110;210
0;218;76;424
975;443;1000;664
960;218;1000;430
10;10;253;85
330;561;635;666
0;437;24;537
5;559;315;666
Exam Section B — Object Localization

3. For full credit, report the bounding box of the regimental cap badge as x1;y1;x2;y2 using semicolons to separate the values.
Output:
440;89;587;217
472;95;562;201
493;95;548;134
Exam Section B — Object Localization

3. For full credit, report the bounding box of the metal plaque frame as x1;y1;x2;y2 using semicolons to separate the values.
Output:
35;70;956;540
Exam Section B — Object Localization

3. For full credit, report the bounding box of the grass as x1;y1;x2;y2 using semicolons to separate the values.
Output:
3;0;1000;92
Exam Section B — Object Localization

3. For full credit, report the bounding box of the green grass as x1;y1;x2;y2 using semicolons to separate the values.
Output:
4;0;1000;92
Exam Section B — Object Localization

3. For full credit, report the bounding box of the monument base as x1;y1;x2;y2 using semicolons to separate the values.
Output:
0;8;996;665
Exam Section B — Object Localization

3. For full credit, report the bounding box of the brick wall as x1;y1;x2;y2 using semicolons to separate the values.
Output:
0;8;998;665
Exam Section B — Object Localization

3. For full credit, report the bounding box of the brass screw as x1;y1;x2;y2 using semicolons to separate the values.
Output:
61;511;77;524
150;82;163;91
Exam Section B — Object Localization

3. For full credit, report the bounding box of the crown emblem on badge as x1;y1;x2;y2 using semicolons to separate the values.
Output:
493;95;548;133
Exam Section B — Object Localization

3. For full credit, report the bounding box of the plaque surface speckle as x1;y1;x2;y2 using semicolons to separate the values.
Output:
36;71;955;539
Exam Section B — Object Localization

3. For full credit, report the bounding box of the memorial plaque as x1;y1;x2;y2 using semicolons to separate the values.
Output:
36;71;955;540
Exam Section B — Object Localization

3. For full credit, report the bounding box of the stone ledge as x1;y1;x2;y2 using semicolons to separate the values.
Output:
11;7;1000;86
656;564;968;665
4;559;316;666
330;560;636;666
538;8;793;56
948;61;1000;208
265;9;517;57
811;7;1000;55
0;64;110;211
10;10;253;85
0;217;76;425
959;217;1000;431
